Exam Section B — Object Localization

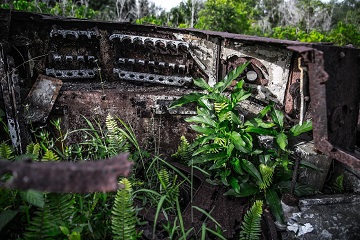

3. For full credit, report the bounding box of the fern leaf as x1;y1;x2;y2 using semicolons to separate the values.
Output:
158;169;170;193
111;178;137;240
258;164;274;190
42;149;59;161
106;114;130;155
240;200;263;240
26;143;40;160
0;142;14;160
172;136;192;162
214;102;228;114
23;193;76;239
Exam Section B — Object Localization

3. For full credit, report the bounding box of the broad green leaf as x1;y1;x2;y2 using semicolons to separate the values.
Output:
60;226;70;235
242;133;253;150
229;176;240;193
185;115;217;128
0;210;18;232
279;157;289;170
232;90;251;103
198;98;213;110
246;126;277;136
230;132;251;153
233;79;245;92
245;118;276;129
251;149;263;155
197;107;212;116
265;188;284;224
169;93;204;109
190;151;227;165
192;134;217;146
193;144;222;156
21;190;45;208
289;120;312;137
219;63;249;93
240;159;263;184
227;143;235;157
231;157;244;175
69;231;81;240
231;131;245;147
230;111;243;126
213;82;225;92
193;78;213;92
257;105;272;118
276;132;288;151
259;154;271;165
190;125;215;135
204;92;228;103
271;109;284;129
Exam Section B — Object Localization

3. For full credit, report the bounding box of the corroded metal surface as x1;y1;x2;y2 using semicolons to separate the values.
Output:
0;153;133;193
290;45;360;170
23;74;63;123
0;10;360;181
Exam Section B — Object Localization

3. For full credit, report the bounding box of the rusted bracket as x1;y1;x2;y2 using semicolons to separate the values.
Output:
0;153;133;193
288;45;360;171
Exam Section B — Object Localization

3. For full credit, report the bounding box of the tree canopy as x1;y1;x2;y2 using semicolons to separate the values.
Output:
1;0;359;46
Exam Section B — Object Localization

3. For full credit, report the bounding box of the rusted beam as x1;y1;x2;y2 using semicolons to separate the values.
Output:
0;153;133;193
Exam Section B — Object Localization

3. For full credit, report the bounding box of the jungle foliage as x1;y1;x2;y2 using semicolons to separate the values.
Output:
0;0;359;46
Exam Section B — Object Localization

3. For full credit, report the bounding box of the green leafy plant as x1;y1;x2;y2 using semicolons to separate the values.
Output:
111;178;137;240
23;193;76;239
170;63;313;224
240;200;263;240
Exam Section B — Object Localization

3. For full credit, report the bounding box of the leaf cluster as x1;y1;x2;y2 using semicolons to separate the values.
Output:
170;62;313;224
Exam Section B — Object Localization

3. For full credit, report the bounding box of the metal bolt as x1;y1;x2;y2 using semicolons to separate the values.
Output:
246;71;257;82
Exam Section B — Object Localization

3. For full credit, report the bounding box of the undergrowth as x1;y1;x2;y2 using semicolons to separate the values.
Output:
0;60;316;240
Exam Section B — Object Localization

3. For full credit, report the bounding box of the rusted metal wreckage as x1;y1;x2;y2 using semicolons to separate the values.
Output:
0;10;359;193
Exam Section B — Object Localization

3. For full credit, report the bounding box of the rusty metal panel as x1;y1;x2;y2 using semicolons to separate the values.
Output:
23;74;62;123
290;45;360;171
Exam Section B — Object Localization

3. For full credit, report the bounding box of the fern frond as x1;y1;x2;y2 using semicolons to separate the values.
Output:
0;142;14;160
26;143;40;160
214;102;228;114
106;114;130;155
158;169;170;193
23;193;76;239
171;136;192;162
167;177;180;203
258;164;274;190
240;200;263;240
42;149;60;161
111;178;137;240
